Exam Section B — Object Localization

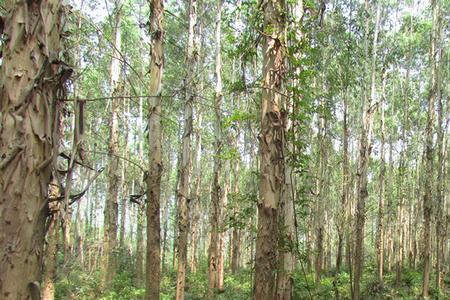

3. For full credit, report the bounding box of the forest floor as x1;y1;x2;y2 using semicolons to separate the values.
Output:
55;259;449;299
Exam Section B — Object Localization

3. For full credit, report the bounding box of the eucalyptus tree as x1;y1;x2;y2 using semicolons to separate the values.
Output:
209;0;224;296
353;1;381;298
0;0;71;298
146;0;165;298
253;0;286;298
102;0;123;286
175;0;198;298
422;0;440;296
434;0;445;292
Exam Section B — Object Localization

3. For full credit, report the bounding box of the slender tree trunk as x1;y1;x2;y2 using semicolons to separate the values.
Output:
217;159;230;292
353;2;380;299
315;90;327;284
230;123;241;275
161;148;173;272
189;20;204;272
136;203;145;288
209;0;223;297
435;4;444;293
229;2;244;276
253;0;286;298
412;162;421;269
404;10;414;272
176;0;197;298
146;0;165;298
325;210;332;270
376;72;387;283
73;1;85;267
422;0;439;296
119;103;130;249
338;87;350;274
386;132;394;273
276;75;297;299
133;3;146;286
102;0;122;286
0;0;70;298
396;55;411;285
189;109;202;273
173;154;180;270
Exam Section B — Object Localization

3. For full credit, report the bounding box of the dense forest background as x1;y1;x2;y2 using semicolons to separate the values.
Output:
0;0;449;299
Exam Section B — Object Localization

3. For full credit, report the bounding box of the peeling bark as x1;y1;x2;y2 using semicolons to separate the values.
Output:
352;2;380;299
253;0;286;298
146;0;165;298
189;110;202;273
0;0;70;298
176;0;197;298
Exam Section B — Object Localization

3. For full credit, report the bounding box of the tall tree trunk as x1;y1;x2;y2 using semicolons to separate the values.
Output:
422;0;439;296
189;18;204;272
353;2;380;299
102;0;122;286
209;0;223;297
230;2;244;276
276;75;297;299
434;2;444;292
315;89;327;284
119;102;130;249
230;102;242;275
376;72;387;283
172;148;180;270
189;109;202;273
136;203;145;287
396;45;412;284
176;0;197;298
338;87;350;274
386;129;394;273
253;0;286;298
132;0;146;285
217;159;230;292
411;161;421;269
0;0;70;298
404;9;414;272
161;147;173;273
146;0;165;298
135;29;146;286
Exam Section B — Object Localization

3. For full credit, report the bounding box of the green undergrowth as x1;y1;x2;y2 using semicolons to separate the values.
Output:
55;263;448;299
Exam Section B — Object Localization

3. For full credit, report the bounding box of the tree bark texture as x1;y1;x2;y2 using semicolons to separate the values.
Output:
102;0;122;286
0;0;70;298
41;179;61;300
146;0;165;298
176;0;197;298
353;2;380;299
253;0;286;298
422;0;438;297
189;110;202;273
376;72;387;283
208;0;223;297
